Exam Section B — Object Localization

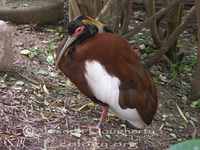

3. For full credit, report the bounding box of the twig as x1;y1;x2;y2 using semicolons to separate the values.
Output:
96;0;114;22
19;73;39;84
4;136;15;149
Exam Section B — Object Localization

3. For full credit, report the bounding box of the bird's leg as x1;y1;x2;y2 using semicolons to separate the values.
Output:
82;105;109;137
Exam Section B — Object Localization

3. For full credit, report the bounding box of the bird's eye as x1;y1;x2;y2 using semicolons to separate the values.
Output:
76;26;85;33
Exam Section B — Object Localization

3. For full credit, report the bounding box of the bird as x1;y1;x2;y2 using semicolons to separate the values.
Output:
55;16;158;137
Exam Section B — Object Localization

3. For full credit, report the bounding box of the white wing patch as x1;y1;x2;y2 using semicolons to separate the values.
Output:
84;60;144;128
84;60;120;104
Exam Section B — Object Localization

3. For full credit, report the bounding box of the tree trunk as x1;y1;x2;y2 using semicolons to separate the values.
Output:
189;0;200;100
123;0;184;40
69;0;81;21
96;0;114;21
146;0;162;48
165;1;183;63
101;0;122;33
145;6;196;68
119;0;132;35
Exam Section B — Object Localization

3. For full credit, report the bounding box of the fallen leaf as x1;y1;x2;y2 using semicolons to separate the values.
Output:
44;100;49;106
43;84;49;95
159;123;164;130
48;129;56;134
15;81;24;85
71;133;81;138
77;94;82;99
176;103;188;123
190;117;198;123
22;3;30;7
77;103;95;111
45;83;53;88
105;134;111;139
40;111;48;120
38;70;48;76
71;98;77;104
66;79;73;87
30;83;40;89
42;40;50;44
185;112;190;118
51;102;64;107
139;44;145;49
49;72;57;78
46;55;54;64
128;141;137;148
20;50;31;55
191;128;196;139
170;133;177;138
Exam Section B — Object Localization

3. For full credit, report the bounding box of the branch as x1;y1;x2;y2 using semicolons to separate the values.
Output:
119;0;132;35
113;0;123;33
69;1;75;22
69;0;81;19
147;0;162;48
78;0;95;17
96;0;114;22
123;0;184;40
145;6;196;68
94;0;103;17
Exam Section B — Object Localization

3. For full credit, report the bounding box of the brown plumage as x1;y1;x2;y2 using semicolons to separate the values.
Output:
55;16;157;137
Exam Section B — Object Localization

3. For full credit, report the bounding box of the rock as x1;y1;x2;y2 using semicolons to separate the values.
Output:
0;0;64;25
0;20;13;71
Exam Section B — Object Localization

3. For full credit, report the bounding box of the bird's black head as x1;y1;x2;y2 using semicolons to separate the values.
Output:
67;16;113;45
55;16;113;71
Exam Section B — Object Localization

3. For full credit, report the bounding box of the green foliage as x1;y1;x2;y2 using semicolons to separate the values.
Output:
6;76;15;82
186;99;200;112
29;46;41;58
142;46;153;53
167;139;200;150
55;89;62;94
171;55;196;76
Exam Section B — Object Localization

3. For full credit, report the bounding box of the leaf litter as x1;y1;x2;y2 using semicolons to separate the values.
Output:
0;11;199;150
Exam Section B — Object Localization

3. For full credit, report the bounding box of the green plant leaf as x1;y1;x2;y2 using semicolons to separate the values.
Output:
167;139;200;150
50;46;58;51
190;117;198;123
55;89;61;94
46;55;54;64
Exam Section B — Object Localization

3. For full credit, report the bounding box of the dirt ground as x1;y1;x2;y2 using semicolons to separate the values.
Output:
0;8;200;150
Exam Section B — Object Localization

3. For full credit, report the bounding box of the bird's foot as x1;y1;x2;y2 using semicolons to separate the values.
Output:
82;125;103;137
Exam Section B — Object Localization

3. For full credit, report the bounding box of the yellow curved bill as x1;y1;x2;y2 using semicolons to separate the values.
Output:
54;36;77;72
